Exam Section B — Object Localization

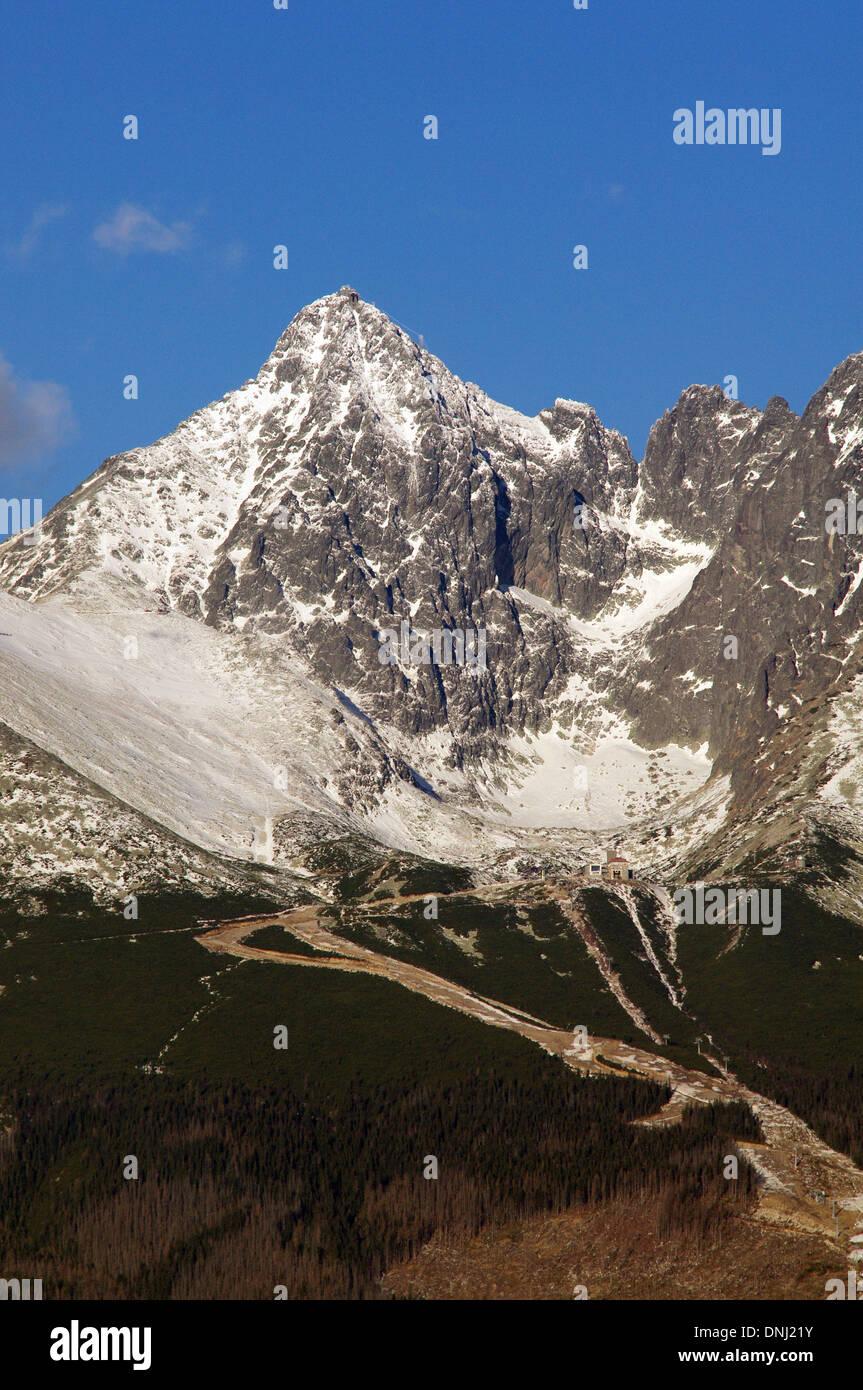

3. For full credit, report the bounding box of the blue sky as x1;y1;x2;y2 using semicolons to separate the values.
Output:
1;0;861;530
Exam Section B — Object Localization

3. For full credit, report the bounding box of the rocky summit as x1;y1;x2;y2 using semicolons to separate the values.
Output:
2;290;863;904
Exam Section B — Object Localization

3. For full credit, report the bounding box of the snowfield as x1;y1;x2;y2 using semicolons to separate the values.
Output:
0;586;716;874
0;591;372;861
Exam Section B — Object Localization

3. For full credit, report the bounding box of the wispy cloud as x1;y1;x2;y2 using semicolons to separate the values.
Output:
0;352;75;467
221;241;247;267
6;203;70;260
93;203;192;255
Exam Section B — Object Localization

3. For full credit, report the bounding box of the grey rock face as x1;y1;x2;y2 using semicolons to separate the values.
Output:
0;292;650;754
1;290;863;886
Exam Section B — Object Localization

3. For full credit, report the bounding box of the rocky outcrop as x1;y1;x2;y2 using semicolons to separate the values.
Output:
1;291;863;886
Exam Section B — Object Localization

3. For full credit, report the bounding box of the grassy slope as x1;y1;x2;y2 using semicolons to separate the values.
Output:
330;894;642;1037
675;885;863;1072
0;890;556;1098
3;878;860;1129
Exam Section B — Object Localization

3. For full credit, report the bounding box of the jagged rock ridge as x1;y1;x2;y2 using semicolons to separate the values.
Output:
1;289;863;894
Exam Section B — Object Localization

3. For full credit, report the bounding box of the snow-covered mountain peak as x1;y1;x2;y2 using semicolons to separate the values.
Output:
3;300;863;892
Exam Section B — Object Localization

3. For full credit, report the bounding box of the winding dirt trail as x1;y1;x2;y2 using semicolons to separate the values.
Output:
196;890;863;1260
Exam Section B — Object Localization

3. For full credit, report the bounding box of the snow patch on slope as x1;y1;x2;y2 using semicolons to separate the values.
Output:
0;593;383;861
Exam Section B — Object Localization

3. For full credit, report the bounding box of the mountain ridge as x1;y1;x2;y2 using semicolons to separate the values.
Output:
2;289;863;906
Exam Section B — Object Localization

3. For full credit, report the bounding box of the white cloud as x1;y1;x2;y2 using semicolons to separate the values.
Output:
0;353;75;467
6;203;70;259
93;203;191;255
